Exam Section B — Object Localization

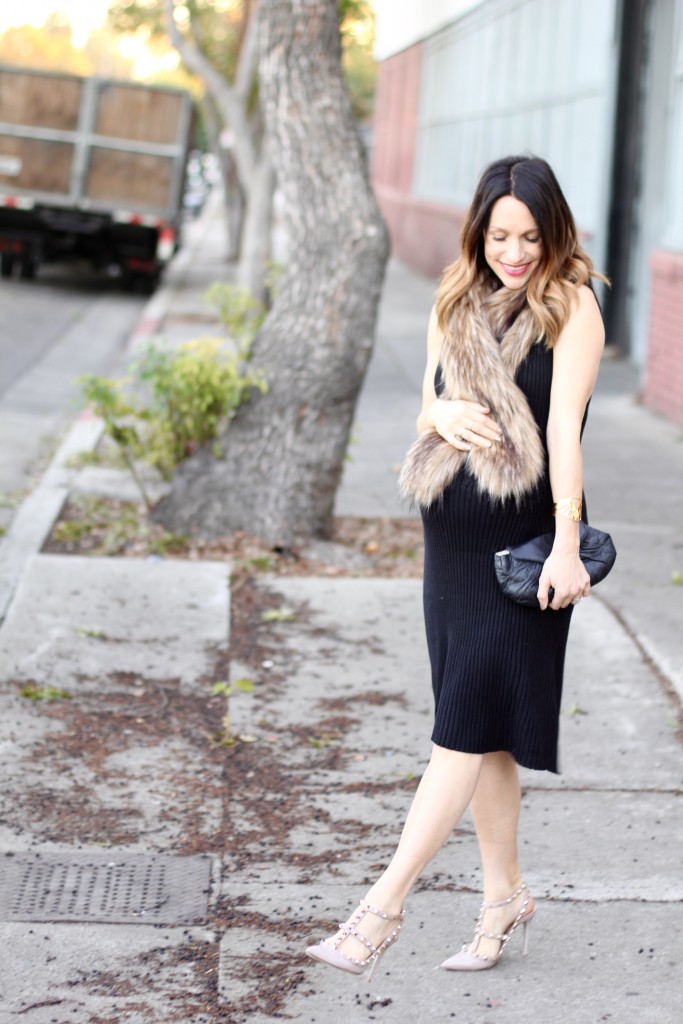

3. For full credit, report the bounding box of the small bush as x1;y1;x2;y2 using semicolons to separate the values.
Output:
203;282;266;345
78;283;268;503
133;337;266;479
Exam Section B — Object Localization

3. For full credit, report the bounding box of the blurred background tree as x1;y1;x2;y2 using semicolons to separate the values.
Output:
108;0;250;82
339;0;377;121
107;0;377;117
0;16;89;74
0;12;133;77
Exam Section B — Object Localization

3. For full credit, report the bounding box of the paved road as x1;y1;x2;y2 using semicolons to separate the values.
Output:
0;265;148;528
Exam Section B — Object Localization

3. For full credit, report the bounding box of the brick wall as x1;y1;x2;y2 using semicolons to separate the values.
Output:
372;43;466;280
372;43;422;193
643;250;683;425
374;185;465;279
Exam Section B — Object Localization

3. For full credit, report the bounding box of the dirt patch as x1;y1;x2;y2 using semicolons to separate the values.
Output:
8;580;318;852
44;495;424;578
317;692;410;712
23;786;143;847
85;931;313;1024
83;941;223;1024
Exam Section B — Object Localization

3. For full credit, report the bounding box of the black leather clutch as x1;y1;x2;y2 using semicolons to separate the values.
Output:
494;522;617;607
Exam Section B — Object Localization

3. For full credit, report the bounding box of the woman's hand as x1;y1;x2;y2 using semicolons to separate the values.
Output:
429;399;502;452
537;549;591;610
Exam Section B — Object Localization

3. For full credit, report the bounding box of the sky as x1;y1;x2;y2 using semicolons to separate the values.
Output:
0;1;112;47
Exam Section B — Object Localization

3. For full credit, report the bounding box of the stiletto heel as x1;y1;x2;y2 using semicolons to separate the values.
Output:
306;899;405;977
366;948;384;982
441;881;535;971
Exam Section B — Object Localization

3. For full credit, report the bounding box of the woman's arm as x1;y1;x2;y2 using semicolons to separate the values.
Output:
416;307;443;434
537;285;605;610
416;306;501;448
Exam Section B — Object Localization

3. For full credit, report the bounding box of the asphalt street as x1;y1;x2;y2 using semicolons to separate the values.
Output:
0;265;148;529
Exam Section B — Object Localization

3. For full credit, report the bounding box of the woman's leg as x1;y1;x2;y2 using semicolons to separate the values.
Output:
465;751;534;958
333;744;483;961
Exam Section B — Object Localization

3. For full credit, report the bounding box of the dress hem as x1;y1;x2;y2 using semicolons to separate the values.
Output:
430;735;560;774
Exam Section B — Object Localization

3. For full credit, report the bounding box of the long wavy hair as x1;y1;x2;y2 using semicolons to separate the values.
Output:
435;155;608;346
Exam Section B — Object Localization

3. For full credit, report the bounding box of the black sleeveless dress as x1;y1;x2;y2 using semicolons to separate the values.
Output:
422;339;583;773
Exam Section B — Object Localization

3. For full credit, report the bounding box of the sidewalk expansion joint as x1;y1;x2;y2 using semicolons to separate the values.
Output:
521;785;682;795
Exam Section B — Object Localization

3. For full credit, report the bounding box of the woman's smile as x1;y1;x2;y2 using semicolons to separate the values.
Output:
499;261;532;277
484;196;543;289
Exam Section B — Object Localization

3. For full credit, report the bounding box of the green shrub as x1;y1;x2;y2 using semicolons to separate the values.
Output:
203;282;266;345
78;283;268;504
133;336;266;479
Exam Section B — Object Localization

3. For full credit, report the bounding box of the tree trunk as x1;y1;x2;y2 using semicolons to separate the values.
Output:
223;147;245;264
155;0;390;547
236;155;275;302
201;96;243;261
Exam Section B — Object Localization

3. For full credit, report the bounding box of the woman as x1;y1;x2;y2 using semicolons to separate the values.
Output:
306;155;606;978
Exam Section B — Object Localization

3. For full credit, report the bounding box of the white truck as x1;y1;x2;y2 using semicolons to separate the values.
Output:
0;65;195;291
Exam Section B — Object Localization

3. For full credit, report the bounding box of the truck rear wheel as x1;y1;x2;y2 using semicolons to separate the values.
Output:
19;252;36;280
1;253;15;278
122;270;159;295
140;272;160;295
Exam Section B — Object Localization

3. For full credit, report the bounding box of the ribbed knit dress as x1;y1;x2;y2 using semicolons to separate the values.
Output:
422;337;577;773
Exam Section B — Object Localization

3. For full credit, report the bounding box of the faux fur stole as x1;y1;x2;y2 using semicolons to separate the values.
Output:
399;284;547;508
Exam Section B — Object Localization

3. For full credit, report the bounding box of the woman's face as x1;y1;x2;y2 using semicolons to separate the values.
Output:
484;195;543;290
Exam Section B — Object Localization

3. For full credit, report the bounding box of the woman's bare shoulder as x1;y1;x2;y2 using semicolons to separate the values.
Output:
561;283;604;332
556;282;605;355
570;282;602;318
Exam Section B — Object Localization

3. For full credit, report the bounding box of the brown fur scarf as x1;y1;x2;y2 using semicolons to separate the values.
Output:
399;284;547;508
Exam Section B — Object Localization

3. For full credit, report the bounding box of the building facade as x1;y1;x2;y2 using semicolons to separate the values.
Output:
372;0;683;425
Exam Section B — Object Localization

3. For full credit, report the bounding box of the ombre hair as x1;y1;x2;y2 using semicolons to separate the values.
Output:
435;155;608;347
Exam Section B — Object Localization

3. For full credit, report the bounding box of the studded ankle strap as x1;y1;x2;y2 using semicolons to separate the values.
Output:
481;881;527;910
359;898;405;921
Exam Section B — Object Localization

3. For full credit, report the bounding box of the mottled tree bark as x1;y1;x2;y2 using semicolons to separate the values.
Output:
155;0;389;546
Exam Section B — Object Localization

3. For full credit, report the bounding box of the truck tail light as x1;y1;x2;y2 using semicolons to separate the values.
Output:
113;210;161;227
0;195;35;210
156;225;175;262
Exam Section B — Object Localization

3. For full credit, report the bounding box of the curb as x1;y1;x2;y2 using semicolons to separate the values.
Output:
0;191;222;627
0;413;103;624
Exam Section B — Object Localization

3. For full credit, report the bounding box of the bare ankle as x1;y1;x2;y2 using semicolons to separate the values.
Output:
483;874;524;903
364;885;406;915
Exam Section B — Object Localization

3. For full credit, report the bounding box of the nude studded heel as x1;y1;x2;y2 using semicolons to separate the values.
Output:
441;881;535;971
306;899;405;980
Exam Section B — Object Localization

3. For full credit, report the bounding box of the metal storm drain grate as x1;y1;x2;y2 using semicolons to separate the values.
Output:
0;851;212;925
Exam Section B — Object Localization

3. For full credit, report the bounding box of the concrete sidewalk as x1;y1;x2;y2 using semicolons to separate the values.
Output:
0;189;681;1023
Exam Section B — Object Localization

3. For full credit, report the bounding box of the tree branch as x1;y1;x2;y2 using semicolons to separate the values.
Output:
163;0;257;182
235;0;260;104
